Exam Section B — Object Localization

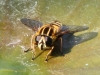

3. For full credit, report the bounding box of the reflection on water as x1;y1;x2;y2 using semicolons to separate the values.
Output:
0;0;100;75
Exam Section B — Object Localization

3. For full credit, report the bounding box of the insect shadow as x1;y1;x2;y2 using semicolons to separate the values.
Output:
48;32;98;60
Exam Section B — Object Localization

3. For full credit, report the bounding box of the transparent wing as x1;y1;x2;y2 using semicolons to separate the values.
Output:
61;25;89;33
21;18;43;31
56;25;89;36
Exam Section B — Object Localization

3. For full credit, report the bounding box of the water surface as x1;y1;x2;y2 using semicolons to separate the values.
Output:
0;0;100;75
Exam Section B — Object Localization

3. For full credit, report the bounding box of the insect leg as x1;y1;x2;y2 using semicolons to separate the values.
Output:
30;35;37;60
24;35;35;52
45;46;54;62
31;45;36;60
24;48;32;52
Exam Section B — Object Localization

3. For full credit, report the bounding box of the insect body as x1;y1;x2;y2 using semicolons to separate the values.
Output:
21;18;89;61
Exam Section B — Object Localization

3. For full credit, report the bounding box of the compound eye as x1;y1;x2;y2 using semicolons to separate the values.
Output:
45;36;52;46
35;35;41;42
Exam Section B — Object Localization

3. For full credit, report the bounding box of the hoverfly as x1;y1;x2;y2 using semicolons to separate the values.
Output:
21;18;89;61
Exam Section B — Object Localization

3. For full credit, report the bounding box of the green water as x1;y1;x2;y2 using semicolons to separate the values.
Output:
0;0;100;75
